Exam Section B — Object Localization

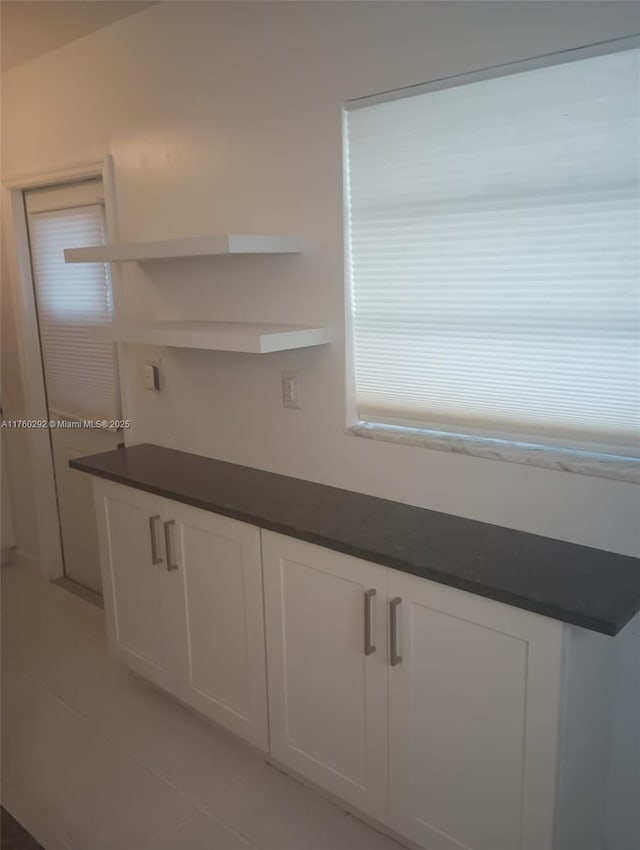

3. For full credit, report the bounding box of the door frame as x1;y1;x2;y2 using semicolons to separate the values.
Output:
2;155;131;582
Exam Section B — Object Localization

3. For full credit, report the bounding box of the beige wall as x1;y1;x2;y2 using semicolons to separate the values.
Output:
2;1;639;568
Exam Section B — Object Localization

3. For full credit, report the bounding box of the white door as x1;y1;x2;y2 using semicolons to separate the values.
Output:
387;569;563;850
167;501;268;750
25;180;120;595
94;479;172;690
262;532;388;820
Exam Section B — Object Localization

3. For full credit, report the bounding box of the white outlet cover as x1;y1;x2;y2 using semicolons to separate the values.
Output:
281;370;301;409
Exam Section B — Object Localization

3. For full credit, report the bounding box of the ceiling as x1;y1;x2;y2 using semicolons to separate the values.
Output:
1;1;159;72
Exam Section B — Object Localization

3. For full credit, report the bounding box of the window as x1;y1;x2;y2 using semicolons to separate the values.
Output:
25;181;120;422
345;41;640;458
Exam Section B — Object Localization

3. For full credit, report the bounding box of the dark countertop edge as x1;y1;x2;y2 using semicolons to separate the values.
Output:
70;457;623;636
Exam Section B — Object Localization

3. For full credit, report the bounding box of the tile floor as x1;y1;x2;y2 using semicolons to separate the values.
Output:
1;806;44;849
1;565;405;850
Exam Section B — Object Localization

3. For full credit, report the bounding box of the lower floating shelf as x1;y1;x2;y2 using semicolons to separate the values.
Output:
93;321;332;353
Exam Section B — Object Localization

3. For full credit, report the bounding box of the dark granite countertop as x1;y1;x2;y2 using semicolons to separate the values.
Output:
70;443;640;636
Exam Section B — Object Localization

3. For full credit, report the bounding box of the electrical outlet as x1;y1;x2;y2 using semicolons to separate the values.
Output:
281;370;301;409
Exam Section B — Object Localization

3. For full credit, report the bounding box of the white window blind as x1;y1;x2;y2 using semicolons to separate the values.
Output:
346;45;640;453
28;202;120;421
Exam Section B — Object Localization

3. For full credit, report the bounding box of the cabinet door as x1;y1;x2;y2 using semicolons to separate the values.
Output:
387;569;563;850
93;479;171;688
262;532;388;820
166;501;268;750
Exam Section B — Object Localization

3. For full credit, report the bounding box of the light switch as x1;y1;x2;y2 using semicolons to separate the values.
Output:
143;363;160;391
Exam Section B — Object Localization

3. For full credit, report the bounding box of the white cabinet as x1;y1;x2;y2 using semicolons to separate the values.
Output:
262;532;388;820
95;481;172;689
261;534;614;850
167;501;268;749
93;479;268;750
93;478;620;850
386;570;562;850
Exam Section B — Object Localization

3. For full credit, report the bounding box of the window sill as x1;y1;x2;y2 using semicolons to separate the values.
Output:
348;422;640;484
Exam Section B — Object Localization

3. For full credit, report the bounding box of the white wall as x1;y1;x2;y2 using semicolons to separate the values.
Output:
2;0;639;560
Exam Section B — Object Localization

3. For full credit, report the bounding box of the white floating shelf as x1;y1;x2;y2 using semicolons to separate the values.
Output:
64;234;303;264
93;321;331;353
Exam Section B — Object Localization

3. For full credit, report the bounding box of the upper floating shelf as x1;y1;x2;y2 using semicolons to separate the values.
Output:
93;320;331;354
64;234;303;264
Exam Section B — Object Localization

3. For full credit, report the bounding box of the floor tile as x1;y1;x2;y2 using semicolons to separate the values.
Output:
8;628;133;719
2;805;46;850
1;784;73;850
323;813;408;850
1;565;409;850
144;811;254;850
62;753;196;850
90;676;262;803
204;761;350;849
2;566;105;650
2;665;197;850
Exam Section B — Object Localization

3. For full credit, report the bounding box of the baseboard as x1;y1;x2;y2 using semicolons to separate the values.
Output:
52;576;103;609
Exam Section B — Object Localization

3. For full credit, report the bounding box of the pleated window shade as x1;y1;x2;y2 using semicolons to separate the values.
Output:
345;46;640;453
29;204;120;421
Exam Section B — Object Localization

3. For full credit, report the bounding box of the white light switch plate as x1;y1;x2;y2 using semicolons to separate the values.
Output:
143;362;160;391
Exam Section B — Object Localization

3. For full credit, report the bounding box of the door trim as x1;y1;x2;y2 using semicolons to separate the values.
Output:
2;155;131;581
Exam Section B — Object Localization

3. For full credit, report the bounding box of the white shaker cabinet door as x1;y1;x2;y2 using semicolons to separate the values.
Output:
387;569;564;850
166;501;268;750
262;531;389;821
93;479;172;689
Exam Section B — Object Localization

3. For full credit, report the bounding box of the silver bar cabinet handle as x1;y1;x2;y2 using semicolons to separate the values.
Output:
364;588;376;656
164;520;178;571
149;515;163;565
389;597;402;666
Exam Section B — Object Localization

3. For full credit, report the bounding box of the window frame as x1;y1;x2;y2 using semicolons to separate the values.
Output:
343;34;640;479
